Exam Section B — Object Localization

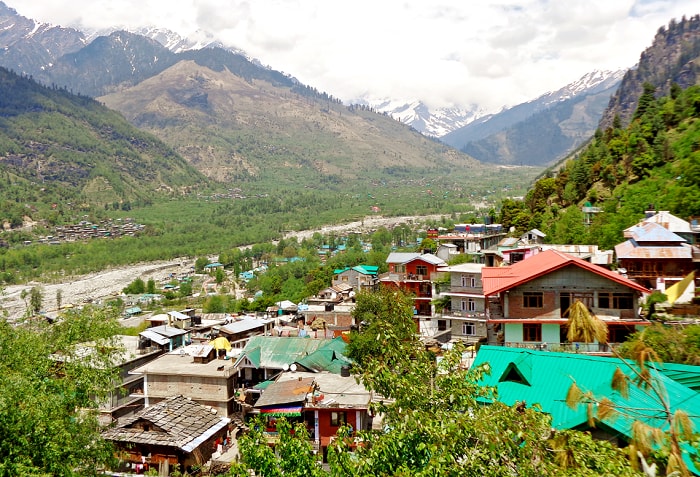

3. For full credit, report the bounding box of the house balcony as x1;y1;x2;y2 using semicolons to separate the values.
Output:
443;287;483;295
381;272;435;282
441;310;487;321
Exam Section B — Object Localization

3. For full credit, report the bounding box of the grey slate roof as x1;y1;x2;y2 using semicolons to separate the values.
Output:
102;395;229;452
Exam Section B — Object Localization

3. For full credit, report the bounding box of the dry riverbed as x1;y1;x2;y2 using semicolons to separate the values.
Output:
1;214;446;322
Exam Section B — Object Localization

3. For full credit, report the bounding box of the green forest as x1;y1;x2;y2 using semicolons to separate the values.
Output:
499;83;700;249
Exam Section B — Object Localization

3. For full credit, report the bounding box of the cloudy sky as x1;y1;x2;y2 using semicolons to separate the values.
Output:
10;0;698;112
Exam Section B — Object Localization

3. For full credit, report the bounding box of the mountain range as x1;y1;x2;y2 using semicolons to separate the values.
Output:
1;1;699;185
0;1;624;169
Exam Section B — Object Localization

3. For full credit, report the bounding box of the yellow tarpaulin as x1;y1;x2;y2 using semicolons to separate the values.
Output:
209;336;232;351
665;271;695;305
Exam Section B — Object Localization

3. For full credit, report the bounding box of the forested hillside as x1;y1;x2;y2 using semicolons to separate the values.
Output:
500;83;700;249
0;67;207;228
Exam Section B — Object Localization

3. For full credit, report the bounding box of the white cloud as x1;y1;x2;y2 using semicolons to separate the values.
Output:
9;0;699;112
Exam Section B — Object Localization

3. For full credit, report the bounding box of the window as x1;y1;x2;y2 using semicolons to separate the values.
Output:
510;252;525;263
342;276;348;282
598;292;634;309
438;320;447;331
462;322;475;335
461;275;476;287
523;323;542;342
415;265;428;277
468;299;476;311
331;411;347;427
523;292;543;308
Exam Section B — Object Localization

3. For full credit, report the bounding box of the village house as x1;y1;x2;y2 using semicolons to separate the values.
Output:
380;252;446;334
233;336;350;388
482;249;650;352
102;394;230;474
332;265;379;291
252;370;376;462
639;209;700;245
138;325;191;352
298;301;356;332
129;343;239;417
308;283;354;306
98;335;164;425
436;262;488;344
434;223;507;262
214;314;274;350
616;220;699;290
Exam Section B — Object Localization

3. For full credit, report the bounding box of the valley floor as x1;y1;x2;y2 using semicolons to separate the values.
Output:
1;214;446;322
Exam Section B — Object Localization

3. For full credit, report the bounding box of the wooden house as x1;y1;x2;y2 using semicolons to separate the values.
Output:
103;395;230;474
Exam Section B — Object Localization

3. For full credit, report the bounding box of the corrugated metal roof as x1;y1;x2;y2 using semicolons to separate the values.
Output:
168;310;190;320
473;346;700;441
254;377;314;408
654;362;700;392
293;337;350;373
405;253;446;266
438;263;485;273
615;240;692;259
147;325;189;338
233;336;336;370
139;329;171;345
481;249;650;296
626;211;694;235
220;316;271;334
624;222;687;243
386;252;421;264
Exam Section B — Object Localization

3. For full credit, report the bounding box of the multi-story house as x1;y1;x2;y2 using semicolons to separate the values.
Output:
482;249;650;353
435;223;507;262
380;252;446;335
129;344;239;417
616;220;699;289
332;265;379;291
436;263;488;343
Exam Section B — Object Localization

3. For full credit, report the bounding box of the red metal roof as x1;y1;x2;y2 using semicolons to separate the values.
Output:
482;249;650;296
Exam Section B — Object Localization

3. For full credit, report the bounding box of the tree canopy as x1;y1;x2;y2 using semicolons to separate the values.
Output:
0;307;122;476
229;288;641;477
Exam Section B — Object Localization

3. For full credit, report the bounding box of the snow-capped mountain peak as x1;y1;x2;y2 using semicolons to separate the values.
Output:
537;69;627;107
361;98;486;137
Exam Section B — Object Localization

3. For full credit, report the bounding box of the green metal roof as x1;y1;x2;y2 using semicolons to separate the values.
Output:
333;265;379;276
653;361;700;392
473;346;700;446
234;336;337;370
295;337;352;373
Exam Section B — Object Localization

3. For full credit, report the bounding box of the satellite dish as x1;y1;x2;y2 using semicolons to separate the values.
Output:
282;363;289;371
290;363;297;372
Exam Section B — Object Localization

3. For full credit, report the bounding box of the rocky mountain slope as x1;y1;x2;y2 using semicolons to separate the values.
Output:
600;14;700;130
440;70;624;166
0;3;481;189
98;58;480;184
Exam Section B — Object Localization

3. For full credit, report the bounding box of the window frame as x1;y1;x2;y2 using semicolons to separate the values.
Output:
522;323;542;342
462;322;476;335
331;411;347;427
522;292;543;308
